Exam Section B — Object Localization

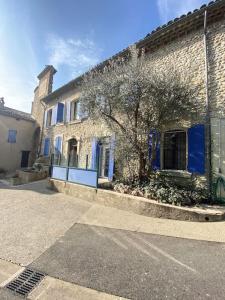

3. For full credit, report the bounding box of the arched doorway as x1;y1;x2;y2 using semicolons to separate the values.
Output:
68;138;78;167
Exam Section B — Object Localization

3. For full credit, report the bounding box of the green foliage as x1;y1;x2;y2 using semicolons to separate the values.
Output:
113;177;207;206
80;45;202;178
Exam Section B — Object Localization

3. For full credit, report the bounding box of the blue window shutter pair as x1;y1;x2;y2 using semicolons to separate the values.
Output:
188;124;205;174
56;103;64;123
91;138;98;169
148;125;205;174
149;130;160;170
66;102;71;122
108;134;115;181
8;130;17;143
54;136;62;154
43;138;50;156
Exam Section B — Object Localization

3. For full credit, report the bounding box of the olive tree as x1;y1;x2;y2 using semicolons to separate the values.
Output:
80;45;201;179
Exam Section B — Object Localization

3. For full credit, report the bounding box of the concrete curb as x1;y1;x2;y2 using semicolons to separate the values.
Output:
49;179;225;222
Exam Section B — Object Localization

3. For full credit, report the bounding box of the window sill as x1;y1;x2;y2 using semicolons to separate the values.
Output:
158;170;192;178
69;119;82;124
68;117;88;124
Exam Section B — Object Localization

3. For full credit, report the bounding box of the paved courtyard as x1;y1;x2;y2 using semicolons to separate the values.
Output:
0;180;225;299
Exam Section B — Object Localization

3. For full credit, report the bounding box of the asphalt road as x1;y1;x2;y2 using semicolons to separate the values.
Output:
30;224;225;300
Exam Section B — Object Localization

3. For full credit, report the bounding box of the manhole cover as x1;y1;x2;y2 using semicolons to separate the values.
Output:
6;268;45;297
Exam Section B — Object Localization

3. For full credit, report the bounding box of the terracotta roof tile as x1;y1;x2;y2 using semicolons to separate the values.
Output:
0;106;35;122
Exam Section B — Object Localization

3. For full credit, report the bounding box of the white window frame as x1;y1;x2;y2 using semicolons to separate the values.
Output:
70;99;80;121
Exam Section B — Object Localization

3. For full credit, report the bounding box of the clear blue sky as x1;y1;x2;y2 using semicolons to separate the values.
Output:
0;0;210;112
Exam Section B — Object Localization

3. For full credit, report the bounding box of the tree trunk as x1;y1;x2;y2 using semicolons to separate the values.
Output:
139;152;146;180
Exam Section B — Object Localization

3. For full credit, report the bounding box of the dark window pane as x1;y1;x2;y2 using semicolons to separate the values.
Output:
164;131;186;170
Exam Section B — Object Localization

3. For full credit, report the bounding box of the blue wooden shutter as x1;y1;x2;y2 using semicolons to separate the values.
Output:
57;103;64;123
66;102;71;122
108;134;115;181
51;106;57;125
188;124;205;174
148;130;154;163
8;130;17;143
91;138;98;169
154;131;161;170
149;130;160;170
43;138;50;156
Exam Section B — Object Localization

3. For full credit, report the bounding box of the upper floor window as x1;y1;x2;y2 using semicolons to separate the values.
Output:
56;102;64;123
46;109;52;127
70;100;80;121
163;130;186;170
8;130;17;143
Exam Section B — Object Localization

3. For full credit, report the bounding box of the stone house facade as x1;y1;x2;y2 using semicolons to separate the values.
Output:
0;99;37;174
31;0;225;193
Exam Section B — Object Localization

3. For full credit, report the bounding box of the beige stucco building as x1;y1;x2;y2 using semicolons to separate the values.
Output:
0;99;37;174
30;1;225;198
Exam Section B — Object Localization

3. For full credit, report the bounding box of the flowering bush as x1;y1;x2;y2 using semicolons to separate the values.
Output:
113;177;207;206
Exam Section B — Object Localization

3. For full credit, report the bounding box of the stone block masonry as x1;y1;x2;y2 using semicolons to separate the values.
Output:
49;179;225;222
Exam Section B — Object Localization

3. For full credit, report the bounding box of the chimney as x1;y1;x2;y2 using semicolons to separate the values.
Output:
37;65;57;98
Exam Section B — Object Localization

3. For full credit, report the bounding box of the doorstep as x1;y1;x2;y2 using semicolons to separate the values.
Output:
49;179;225;222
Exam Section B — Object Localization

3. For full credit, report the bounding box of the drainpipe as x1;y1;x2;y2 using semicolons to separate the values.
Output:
204;9;212;200
38;100;47;157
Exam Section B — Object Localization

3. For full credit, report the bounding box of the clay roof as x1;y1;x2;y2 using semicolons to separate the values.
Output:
42;0;225;103
0;106;35;122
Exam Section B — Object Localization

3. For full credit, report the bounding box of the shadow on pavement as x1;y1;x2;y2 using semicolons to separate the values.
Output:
0;179;57;195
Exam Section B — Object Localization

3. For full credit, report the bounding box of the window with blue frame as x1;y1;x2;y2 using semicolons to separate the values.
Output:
160;125;205;174
8;130;17;143
46;109;52;127
70;100;80;121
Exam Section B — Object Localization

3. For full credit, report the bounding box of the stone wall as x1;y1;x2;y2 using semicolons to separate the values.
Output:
31;66;57;158
36;19;225;186
0;115;36;173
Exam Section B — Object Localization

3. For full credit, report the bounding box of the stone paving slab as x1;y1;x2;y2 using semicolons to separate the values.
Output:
29;276;127;300
0;259;23;287
0;260;24;300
